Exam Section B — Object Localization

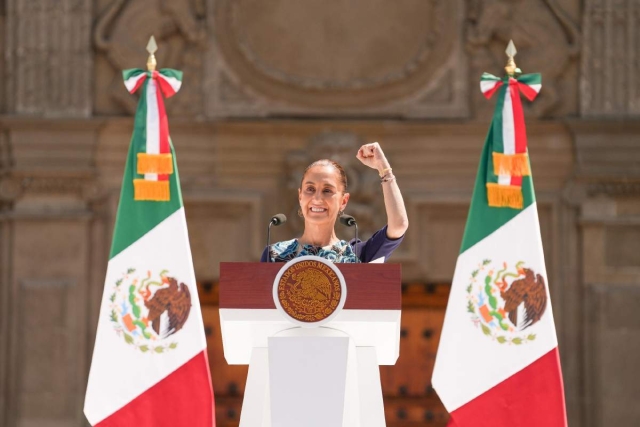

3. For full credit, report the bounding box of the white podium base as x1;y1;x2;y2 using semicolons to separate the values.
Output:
239;328;386;427
219;308;401;365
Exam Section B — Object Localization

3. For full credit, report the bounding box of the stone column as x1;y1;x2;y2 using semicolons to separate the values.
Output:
569;121;640;427
0;119;104;427
5;0;93;116
581;0;640;117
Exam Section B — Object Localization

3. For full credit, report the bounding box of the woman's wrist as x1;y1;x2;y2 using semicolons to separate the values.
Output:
378;166;392;177
380;169;396;183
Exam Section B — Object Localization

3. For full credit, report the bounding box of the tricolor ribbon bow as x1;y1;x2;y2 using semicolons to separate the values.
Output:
123;68;183;202
480;72;541;209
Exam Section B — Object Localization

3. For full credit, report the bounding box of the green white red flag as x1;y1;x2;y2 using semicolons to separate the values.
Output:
432;72;567;426
84;68;215;426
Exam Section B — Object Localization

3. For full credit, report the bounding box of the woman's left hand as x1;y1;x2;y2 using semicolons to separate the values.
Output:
356;142;391;172
356;141;409;239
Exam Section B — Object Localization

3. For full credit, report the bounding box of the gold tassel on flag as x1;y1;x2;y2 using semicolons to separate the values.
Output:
486;183;524;209
137;153;174;175
492;153;530;176
129;36;180;202
480;40;541;209
133;179;170;201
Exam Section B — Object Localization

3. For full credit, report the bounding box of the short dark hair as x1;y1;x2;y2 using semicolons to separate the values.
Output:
301;159;348;192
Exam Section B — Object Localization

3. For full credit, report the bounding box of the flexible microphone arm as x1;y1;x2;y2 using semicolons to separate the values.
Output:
266;214;287;262
339;214;360;263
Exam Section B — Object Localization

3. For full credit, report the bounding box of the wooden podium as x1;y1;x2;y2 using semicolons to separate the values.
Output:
219;261;402;427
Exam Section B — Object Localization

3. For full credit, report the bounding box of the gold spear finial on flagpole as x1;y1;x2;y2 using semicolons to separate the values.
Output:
146;36;158;71
505;40;521;76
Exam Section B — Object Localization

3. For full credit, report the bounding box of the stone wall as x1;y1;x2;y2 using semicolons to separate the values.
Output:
0;1;639;426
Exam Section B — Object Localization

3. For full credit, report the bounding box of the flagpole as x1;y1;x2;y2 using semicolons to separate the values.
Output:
504;39;520;77
147;36;158;72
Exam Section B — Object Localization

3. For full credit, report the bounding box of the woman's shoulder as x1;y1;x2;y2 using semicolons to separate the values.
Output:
271;238;298;254
261;239;298;262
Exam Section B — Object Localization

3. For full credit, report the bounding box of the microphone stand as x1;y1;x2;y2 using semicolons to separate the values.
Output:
339;215;360;263
267;219;275;263
353;222;360;263
266;214;287;263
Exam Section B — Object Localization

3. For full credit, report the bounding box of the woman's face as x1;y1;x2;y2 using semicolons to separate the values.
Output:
298;165;349;226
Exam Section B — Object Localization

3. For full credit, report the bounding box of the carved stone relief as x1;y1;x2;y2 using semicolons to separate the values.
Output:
581;0;640;117
466;0;581;119
93;0;208;118
0;123;103;206
285;131;384;240
204;42;267;117
6;0;93;116
586;181;640;197
0;176;104;217
208;0;468;118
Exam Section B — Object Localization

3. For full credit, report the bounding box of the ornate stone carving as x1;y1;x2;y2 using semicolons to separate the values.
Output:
586;181;640;197
466;0;581;118
6;0;93;116
285;131;384;240
581;0;640;117
0;176;103;202
208;0;468;118
94;0;207;117
204;59;266;117
232;2;441;91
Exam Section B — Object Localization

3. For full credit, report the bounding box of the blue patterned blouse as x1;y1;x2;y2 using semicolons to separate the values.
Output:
260;225;403;263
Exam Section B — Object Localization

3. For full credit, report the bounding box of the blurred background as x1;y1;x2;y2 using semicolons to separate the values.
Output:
1;0;639;426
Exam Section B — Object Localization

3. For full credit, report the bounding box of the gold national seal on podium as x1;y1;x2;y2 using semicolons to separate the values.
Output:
273;256;347;326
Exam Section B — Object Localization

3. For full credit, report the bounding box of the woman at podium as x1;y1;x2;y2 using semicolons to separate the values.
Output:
261;142;408;263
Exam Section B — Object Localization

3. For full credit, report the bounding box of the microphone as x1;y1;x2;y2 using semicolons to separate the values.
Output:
270;213;287;226
266;214;287;262
339;214;356;227
339;214;360;263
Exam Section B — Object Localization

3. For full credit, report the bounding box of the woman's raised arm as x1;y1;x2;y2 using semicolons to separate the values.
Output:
356;142;409;239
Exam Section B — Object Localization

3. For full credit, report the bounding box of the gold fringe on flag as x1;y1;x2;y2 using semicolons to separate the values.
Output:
134;179;170;201
492;152;530;176
137;153;174;175
487;183;523;209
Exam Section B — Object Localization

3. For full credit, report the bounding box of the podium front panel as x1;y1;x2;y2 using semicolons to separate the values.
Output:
219;262;402;365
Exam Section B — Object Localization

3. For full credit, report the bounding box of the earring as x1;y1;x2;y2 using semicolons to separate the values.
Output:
338;210;344;216
298;207;304;217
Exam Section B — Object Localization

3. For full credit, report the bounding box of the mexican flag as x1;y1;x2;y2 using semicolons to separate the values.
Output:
84;69;215;426
432;73;567;426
